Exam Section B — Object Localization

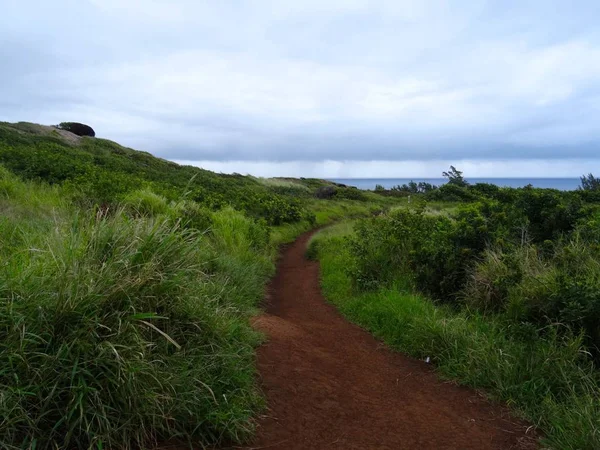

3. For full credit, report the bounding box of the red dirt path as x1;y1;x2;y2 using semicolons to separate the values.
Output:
241;230;537;450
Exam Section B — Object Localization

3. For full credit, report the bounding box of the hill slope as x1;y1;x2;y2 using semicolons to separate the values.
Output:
0;122;397;449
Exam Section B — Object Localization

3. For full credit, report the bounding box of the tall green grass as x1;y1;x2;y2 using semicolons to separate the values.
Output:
310;224;600;449
0;170;278;449
307;199;378;224
254;177;312;193
0;164;391;449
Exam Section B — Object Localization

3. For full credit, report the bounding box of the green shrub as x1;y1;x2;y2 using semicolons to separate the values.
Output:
172;200;213;232
512;187;585;242
315;185;337;199
347;210;423;290
510;238;600;352
313;226;600;449
462;231;600;356
426;183;480;202
122;189;170;216
66;171;148;206
348;202;510;300
462;247;534;313
335;186;367;201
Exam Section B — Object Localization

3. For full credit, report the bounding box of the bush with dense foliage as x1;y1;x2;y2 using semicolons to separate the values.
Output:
349;202;509;298
347;187;600;358
309;170;600;448
311;222;600;449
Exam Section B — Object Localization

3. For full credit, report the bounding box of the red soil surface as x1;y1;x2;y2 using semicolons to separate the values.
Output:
240;231;537;450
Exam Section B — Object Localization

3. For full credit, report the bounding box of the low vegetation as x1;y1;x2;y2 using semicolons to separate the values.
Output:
0;168;272;448
309;173;600;449
0;122;399;449
4;119;599;448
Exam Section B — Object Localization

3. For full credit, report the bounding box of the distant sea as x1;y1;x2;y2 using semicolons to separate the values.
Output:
328;178;581;191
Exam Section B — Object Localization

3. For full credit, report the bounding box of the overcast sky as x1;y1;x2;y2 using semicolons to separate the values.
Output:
2;0;600;177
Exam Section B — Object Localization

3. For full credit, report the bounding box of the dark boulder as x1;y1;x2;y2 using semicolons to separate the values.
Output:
56;122;95;137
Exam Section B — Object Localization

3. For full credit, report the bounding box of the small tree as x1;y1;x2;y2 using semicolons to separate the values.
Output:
580;173;600;191
56;122;95;137
442;165;468;187
417;181;437;193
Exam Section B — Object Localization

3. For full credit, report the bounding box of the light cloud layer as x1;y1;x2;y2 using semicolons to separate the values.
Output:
2;1;600;176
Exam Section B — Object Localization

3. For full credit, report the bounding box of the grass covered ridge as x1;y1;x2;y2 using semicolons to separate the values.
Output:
309;222;600;449
0;120;403;449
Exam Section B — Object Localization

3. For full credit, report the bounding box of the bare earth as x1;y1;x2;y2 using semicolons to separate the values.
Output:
241;230;537;450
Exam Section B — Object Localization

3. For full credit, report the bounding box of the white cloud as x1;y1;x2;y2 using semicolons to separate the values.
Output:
1;0;600;173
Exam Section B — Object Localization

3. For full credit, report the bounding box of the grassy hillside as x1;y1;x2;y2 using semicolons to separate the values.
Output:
0;122;390;226
0;122;399;449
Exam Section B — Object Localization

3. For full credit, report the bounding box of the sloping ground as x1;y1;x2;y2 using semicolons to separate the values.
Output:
6;121;82;145
245;231;537;450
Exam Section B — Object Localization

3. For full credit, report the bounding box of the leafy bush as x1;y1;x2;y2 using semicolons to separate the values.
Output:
348;212;418;289
347;190;600;357
122;189;170;216
335;186;367;201
426;183;480;202
315;185;337;199
349;202;511;299
462;234;600;357
512;187;585;242
313;221;600;449
507;237;600;352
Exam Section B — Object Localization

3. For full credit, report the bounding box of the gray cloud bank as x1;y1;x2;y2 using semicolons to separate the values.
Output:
2;0;600;175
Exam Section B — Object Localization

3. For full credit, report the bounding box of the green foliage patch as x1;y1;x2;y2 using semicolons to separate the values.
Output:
311;223;600;449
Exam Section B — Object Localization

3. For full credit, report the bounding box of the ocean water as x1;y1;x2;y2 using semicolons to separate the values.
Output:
328;178;581;191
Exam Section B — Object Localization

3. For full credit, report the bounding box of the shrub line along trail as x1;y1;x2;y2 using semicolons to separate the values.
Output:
245;230;536;450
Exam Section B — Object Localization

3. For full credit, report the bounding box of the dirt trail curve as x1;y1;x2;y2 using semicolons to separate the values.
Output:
242;231;536;450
